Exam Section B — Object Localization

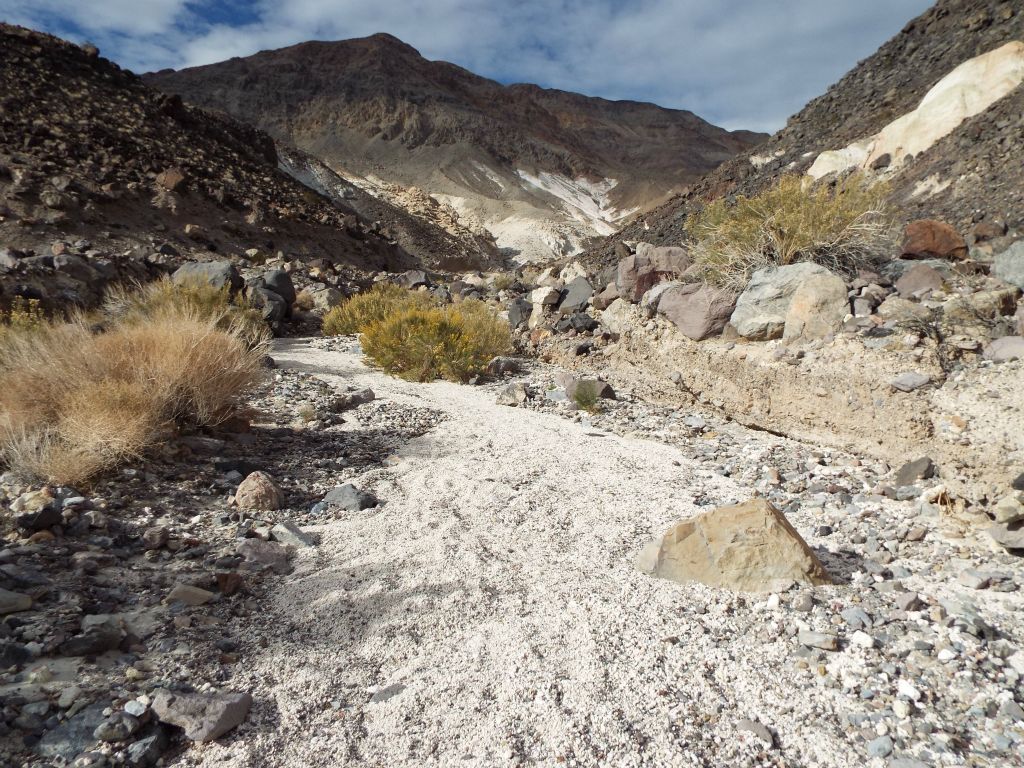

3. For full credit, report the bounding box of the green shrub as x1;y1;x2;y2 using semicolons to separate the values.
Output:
571;382;602;414
360;299;512;382
0;297;47;341
685;173;893;289
322;283;434;336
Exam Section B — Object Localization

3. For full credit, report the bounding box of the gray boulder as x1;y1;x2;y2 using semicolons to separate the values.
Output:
323;484;378;511
895;264;944;297
730;262;834;340
984;336;1024;362
782;272;849;341
657;284;736;341
172;260;243;295
507;298;532;329
248;285;287;323
558;276;594;315
263;269;296;305
152;689;252;742
993;241;1024;290
397;270;429;289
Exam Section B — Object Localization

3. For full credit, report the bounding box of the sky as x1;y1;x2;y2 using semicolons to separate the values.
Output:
0;0;935;133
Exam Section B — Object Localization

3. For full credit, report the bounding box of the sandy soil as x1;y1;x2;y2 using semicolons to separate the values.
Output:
170;340;962;768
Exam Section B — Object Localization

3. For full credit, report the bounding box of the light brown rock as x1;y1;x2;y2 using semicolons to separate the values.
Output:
782;273;849;341
234;471;284;511
657;283;736;341
901;219;967;260
635;499;832;592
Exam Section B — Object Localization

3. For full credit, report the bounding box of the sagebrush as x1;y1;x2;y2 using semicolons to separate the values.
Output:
360;300;512;382
0;284;268;484
321;284;434;336
685;174;893;289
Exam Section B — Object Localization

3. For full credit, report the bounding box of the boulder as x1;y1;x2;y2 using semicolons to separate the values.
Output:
993;241;1024;290
507;298;532;329
876;295;931;321
496;382;529;407
236;539;290;573
234;471;284;511
248;285;287;323
640;281;682;315
397;270;429;289
901;220;967;260
306;286;345;312
592;282;620;311
730;262;834;339
332;388;375;411
553;313;598;334
635;498;832;592
894;457;935;486
895;264;944;297
172;260;243;295
615;245;691;302
262;269;296;305
152;690;252;742
529;286;560;306
782;272;849;341
0;588;32;615
984;336;1024;362
890;372;931;392
271;521;317;548
323;484;378;511
657;284;736;341
558;277;594;315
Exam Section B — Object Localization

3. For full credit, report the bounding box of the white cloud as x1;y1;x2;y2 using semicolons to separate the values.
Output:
0;0;935;132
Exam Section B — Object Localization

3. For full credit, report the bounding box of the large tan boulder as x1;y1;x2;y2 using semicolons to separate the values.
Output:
782;273;849;341
234;471;284;511
657;283;736;341
635;499;832;592
901;220;967;261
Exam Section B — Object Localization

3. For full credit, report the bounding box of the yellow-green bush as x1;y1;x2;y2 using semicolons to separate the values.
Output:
360;300;511;382
0;297;46;342
321;283;435;336
0;293;268;485
685;173;892;288
104;277;269;347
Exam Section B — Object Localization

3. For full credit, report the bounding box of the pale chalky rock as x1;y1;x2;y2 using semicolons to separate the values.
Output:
152;689;252;742
730;263;834;340
234;471;284;511
782;272;849;341
636;498;832;592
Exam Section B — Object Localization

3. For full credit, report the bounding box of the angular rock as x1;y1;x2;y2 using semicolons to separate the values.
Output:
876;295;931;321
172;260;243;295
262;269;296;305
60;624;123;656
983;336;1024;362
332;388;375;411
271;520;317;548
36;701;110;759
152;689;252;742
166;583;216;606
529;286;560;306
635;498;832;592
994;494;1024;525
553;312;598;334
234;471;284;511
993;240;1024;290
236;539;290;573
397;270;429;289
895;263;944;297
0;640;32;668
0;587;32;614
125;732;167;768
890;372;931;392
592;282;620;311
94;712;140;742
306;286;344;312
782;272;849;341
657;283;736;341
615;246;691;302
797;631;839;651
496;382;529;407
558;276;594;315
989;522;1024;551
507;297;532;329
894;457;935;486
901;219;967;260
730;263;833;340
485;356;520;376
322;484;378;511
248;285;287;323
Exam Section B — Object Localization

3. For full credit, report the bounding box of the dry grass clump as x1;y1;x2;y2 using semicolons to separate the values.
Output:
0;297;47;341
104;277;269;347
321;283;434;336
0;287;268;485
360;300;512;382
685;173;893;289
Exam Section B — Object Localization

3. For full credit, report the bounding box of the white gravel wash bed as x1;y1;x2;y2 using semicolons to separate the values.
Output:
174;338;1023;768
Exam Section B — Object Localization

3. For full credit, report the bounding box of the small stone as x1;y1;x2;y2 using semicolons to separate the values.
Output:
798;631;838;651
897;679;921;702
850;630;875;648
791;593;814;612
166;583;216;606
737;718;774;747
957;569;991;590
890;372;931;392
236;539;290;573
141;526;169;550
93;712;140;742
322;484;378;511
894;592;922;611
0;587;32;614
270;520;317;548
495;382;530;407
894;457;934;486
866;735;893;757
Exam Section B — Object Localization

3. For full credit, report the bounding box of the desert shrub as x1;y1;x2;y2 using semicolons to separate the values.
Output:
322;283;435;336
685;173;893;289
571;383;602;414
491;273;517;292
104;277;269;347
360;299;511;382
0;297;46;341
0;299;268;485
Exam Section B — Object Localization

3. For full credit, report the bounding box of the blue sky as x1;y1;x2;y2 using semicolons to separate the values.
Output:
0;0;934;132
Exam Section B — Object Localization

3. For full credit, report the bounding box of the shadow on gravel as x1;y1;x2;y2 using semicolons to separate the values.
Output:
813;546;866;585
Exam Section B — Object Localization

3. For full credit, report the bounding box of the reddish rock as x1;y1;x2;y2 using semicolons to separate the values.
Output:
155;167;187;192
657;284;736;341
901;220;967;260
615;245;692;302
